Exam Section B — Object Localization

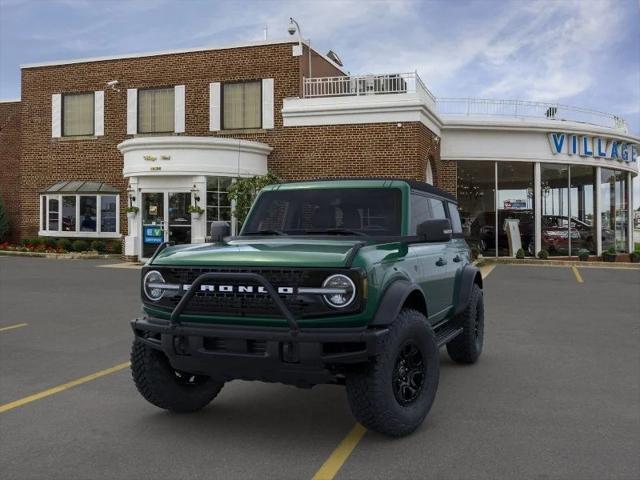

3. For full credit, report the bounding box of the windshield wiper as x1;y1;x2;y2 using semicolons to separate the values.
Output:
243;229;287;236
304;228;367;236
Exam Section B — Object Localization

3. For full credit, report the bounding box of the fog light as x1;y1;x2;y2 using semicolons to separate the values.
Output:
322;274;356;308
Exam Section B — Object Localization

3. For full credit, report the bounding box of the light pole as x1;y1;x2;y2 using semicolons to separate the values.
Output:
288;17;312;80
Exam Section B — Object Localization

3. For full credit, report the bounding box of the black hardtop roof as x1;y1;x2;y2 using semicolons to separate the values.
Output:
278;177;457;202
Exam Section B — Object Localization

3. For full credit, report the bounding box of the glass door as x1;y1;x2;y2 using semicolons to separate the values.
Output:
141;192;165;259
167;192;191;245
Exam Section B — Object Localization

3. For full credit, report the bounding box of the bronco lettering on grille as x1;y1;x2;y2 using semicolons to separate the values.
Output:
184;284;295;295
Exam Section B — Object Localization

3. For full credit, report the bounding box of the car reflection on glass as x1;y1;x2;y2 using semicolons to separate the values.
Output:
539;216;610;255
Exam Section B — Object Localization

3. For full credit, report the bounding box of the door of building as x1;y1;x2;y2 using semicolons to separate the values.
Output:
141;191;192;259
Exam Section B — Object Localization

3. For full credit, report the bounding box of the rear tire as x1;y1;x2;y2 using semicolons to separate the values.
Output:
345;309;439;437
446;283;484;364
131;339;224;413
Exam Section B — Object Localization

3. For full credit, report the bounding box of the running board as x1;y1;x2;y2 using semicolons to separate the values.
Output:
436;326;463;347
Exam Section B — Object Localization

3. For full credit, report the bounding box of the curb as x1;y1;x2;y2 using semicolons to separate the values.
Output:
476;257;640;269
0;250;121;260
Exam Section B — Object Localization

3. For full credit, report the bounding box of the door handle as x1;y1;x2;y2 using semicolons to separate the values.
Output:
453;255;462;263
436;257;447;267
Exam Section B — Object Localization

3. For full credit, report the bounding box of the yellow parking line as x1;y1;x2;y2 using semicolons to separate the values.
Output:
0;323;28;333
479;263;496;279
312;423;367;480
0;362;130;414
571;266;584;283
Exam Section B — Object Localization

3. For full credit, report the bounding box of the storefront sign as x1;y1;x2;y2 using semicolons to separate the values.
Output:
504;199;527;209
548;133;638;163
143;226;163;244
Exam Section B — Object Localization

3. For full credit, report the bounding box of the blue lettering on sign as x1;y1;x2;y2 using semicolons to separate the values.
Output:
580;136;593;156
549;133;565;154
548;132;637;164
569;135;578;155
609;141;619;159
144;226;163;244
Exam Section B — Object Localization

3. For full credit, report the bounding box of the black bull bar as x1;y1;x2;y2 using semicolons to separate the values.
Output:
168;271;300;335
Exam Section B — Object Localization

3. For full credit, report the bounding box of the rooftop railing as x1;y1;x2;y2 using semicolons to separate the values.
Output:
303;72;436;102
302;74;628;132
436;98;627;132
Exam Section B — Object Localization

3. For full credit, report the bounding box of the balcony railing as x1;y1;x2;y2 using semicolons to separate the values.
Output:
303;72;436;102
436;98;628;132
302;74;628;132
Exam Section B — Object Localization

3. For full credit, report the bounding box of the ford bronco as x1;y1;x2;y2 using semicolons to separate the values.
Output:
131;179;484;436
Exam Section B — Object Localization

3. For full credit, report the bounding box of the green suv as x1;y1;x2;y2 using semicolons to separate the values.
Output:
131;179;484;436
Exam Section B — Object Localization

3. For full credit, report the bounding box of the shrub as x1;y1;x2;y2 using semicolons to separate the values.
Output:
227;172;279;227
107;239;122;254
57;238;72;251
90;240;106;252
607;245;616;254
40;237;57;249
630;252;640;263
537;249;549;260
515;248;525;259
71;239;89;252
577;249;590;261
21;237;38;247
0;196;9;242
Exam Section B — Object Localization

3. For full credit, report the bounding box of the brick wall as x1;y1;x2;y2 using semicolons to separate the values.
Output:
17;41;443;241
18;42;303;240
0;101;21;241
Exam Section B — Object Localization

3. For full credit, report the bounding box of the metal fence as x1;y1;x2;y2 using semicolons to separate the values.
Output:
303;72;435;101
436;98;628;132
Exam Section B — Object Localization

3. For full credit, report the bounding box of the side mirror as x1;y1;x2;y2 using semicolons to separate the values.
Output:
209;221;230;242
417;219;452;243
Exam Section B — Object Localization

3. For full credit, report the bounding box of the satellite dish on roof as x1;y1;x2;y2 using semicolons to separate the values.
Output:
326;50;343;67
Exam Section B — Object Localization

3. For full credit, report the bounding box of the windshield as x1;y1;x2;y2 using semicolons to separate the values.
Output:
241;188;403;236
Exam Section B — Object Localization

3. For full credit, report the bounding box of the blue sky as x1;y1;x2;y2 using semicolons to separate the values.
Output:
1;0;639;204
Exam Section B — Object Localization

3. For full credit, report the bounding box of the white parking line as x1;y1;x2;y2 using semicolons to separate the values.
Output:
97;262;142;269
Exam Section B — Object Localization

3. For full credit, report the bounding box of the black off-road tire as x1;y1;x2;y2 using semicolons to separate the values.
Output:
345;309;439;437
446;283;484;364
131;340;224;413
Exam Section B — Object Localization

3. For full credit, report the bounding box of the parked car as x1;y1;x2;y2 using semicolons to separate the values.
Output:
129;179;484;437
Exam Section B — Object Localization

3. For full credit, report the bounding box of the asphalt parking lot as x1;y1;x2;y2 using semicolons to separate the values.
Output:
1;257;639;480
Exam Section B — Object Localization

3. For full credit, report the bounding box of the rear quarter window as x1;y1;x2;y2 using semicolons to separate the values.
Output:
448;202;463;234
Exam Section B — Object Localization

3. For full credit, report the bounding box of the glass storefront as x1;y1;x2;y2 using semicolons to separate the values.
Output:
497;163;534;256
457;160;630;257
601;169;629;253
570;166;597;255
457;161;496;255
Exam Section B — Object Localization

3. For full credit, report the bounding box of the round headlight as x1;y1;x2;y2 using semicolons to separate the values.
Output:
143;270;166;302
322;274;356;309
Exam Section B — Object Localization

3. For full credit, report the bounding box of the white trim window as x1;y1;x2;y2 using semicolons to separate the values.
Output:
52;91;104;138
39;182;120;238
128;85;185;134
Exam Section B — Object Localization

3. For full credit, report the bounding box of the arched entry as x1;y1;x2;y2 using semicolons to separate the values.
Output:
426;159;434;184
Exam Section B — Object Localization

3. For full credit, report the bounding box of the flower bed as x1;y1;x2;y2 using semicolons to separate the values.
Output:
0;237;122;255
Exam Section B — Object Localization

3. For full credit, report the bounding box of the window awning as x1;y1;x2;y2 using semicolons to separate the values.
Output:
41;181;120;194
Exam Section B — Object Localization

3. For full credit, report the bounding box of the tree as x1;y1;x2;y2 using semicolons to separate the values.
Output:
227;173;279;227
0;194;9;242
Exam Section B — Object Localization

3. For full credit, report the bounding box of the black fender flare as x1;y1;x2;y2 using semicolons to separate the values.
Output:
370;279;427;326
453;265;483;316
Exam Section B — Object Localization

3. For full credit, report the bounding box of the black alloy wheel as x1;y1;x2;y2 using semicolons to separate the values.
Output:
392;342;425;406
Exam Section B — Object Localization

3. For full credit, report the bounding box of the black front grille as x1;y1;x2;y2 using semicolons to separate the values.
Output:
145;267;361;319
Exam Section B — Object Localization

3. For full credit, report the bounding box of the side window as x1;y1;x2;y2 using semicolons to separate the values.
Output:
448;202;463;234
428;198;447;220
410;194;430;235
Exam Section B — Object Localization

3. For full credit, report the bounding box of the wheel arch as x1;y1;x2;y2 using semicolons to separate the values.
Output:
370;279;428;326
453;265;483;316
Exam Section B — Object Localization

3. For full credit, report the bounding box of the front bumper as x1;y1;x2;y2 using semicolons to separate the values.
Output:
131;316;388;387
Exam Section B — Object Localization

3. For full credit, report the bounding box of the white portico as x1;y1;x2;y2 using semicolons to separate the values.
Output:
118;136;271;259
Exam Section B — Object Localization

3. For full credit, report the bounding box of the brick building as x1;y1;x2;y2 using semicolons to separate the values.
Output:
1;38;637;260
